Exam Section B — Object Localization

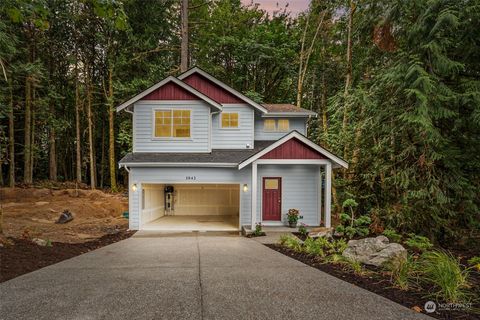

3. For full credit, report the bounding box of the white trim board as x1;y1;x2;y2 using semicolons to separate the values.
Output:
178;67;268;113
116;76;223;113
238;131;348;169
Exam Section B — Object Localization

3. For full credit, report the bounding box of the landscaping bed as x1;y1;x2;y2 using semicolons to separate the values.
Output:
0;230;135;283
266;236;480;320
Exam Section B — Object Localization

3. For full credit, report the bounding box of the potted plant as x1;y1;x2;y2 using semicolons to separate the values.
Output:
286;209;302;228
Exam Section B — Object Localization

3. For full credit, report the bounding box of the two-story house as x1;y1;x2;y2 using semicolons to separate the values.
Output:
117;67;347;232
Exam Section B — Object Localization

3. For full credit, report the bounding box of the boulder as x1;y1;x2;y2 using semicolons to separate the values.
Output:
309;229;333;239
342;235;407;267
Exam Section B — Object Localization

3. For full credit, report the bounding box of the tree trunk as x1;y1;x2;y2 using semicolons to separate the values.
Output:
8;81;15;187
86;77;96;189
342;0;356;163
100;120;105;189
320;72;328;137
75;63;82;184
107;66;117;191
296;12;310;108
24;76;32;184
180;0;189;72
49;102;57;181
297;11;325;109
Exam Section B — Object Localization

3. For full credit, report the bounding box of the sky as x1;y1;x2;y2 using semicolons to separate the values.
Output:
241;0;310;16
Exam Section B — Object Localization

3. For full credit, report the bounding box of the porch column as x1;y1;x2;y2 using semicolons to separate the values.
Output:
251;161;258;229
324;162;332;228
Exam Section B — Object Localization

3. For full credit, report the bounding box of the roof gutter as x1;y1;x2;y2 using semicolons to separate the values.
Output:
262;112;318;118
118;162;238;168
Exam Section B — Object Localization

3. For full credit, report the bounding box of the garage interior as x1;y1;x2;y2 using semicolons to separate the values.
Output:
140;183;240;231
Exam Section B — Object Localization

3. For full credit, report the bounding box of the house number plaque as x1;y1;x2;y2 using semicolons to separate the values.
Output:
186;176;197;180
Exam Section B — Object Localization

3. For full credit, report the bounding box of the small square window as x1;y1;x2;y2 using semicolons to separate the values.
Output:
221;113;239;128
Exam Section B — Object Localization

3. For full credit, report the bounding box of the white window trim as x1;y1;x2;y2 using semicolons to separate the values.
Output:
263;119;290;133
151;108;193;141
277;119;290;132
263;119;277;132
219;112;240;130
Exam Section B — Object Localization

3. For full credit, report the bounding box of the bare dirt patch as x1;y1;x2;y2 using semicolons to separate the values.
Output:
0;230;135;283
1;187;128;243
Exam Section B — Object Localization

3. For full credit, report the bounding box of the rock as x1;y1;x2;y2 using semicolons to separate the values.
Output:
32;238;47;246
342;235;407;267
309;229;333;239
56;210;74;224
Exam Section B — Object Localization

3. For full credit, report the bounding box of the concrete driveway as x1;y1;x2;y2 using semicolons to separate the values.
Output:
0;233;430;320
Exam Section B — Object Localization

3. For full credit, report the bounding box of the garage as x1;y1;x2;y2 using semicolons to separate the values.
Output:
140;183;240;231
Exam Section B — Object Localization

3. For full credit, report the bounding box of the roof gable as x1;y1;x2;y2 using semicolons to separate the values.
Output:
116;76;222;112
260;138;326;160
238;131;348;169
178;67;268;112
141;82;200;100
182;73;243;104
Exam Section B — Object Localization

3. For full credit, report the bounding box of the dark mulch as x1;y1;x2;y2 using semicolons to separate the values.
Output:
266;244;479;320
0;230;135;283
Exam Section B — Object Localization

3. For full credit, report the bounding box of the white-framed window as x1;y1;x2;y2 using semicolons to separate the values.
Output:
154;109;191;138
263;119;276;132
277;119;290;132
221;112;239;128
263;119;290;132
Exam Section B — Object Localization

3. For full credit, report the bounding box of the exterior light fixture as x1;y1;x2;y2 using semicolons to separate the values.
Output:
243;184;248;192
131;183;138;192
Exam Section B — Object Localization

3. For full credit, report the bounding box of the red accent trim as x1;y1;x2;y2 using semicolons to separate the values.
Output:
141;82;200;100
262;177;282;221
260;138;326;159
183;73;243;103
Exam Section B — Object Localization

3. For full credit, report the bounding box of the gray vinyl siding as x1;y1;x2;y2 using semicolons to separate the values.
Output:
133;101;210;153
254;117;307;140
128;167;252;229
211;104;254;149
257;164;321;226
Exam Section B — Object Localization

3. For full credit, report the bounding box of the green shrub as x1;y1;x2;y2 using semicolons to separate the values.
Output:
420;250;470;303
335;198;371;239
303;237;325;256
298;223;308;237
382;228;402;243
281;235;303;252
467;256;480;272
387;255;417;290
405;233;433;252
341;258;365;275
252;223;264;236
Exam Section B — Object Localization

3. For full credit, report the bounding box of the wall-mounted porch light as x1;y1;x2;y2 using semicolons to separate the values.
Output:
243;184;249;192
131;183;138;192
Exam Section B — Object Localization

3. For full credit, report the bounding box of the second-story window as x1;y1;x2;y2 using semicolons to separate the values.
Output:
263;119;290;132
154;109;191;138
277;119;290;132
263;119;276;132
221;112;239;128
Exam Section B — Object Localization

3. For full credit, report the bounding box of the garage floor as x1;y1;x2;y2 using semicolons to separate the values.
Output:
142;215;239;231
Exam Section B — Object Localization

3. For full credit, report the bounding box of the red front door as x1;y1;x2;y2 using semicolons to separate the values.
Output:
262;177;282;221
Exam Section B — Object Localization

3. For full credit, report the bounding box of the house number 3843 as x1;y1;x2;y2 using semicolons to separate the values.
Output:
186;176;196;180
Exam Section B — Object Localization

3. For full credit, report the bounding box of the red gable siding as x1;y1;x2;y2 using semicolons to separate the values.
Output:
260;138;326;160
141;82;200;100
182;73;243;103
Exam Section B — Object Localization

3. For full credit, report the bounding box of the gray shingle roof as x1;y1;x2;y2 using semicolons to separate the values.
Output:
262;104;317;116
119;141;275;165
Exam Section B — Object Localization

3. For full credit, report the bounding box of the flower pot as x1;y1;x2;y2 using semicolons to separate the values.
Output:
288;221;297;228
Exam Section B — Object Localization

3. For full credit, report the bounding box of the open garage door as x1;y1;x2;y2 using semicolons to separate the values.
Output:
141;183;240;231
